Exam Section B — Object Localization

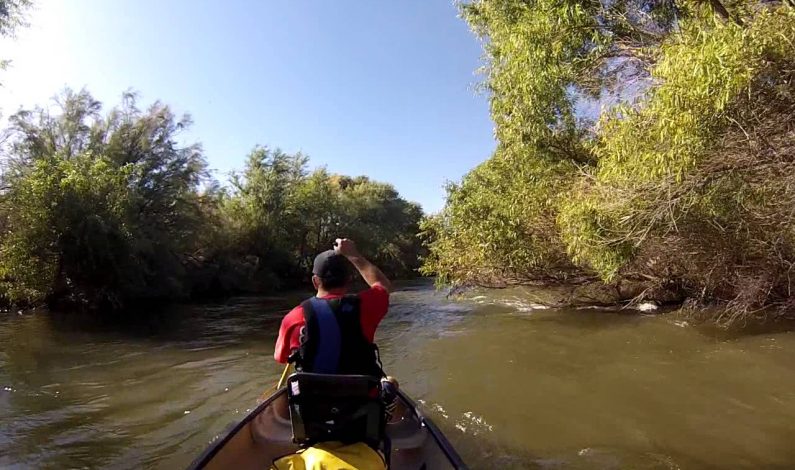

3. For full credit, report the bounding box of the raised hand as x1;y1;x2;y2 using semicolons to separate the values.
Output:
334;238;361;258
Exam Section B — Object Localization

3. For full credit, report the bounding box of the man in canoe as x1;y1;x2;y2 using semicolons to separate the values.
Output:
274;238;392;378
266;242;408;469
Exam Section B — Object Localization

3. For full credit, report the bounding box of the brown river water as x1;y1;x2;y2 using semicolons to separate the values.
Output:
2;280;795;469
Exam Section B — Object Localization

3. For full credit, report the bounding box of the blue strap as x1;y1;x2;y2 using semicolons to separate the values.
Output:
308;297;341;373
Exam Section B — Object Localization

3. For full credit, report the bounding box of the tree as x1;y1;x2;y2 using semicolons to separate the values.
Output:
219;146;309;288
0;0;32;75
335;176;424;277
0;89;426;311
218;154;425;289
0;89;208;309
0;0;31;37
426;0;795;321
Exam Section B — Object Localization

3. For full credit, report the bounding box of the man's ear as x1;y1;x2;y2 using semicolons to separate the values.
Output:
312;275;320;290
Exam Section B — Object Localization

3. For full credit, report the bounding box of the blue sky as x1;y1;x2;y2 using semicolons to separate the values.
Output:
0;0;495;213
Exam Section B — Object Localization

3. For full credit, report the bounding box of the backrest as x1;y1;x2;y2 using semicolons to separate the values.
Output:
286;373;386;448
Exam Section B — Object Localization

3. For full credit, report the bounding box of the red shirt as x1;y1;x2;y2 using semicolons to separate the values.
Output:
273;285;390;364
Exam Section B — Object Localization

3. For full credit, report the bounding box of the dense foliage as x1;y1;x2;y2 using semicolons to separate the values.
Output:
0;90;423;310
424;0;795;321
198;147;423;296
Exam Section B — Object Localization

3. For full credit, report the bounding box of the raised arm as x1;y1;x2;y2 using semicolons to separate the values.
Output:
335;238;392;293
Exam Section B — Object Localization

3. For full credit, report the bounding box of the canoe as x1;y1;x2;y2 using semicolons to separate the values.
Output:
188;380;467;469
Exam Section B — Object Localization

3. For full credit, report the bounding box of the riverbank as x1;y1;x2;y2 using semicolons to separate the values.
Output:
0;273;422;318
448;281;795;330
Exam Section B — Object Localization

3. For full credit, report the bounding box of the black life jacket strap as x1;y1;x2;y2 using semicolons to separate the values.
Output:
372;344;386;379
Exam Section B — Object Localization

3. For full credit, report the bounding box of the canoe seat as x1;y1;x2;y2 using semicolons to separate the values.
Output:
286;373;386;449
193;384;464;470
253;387;429;450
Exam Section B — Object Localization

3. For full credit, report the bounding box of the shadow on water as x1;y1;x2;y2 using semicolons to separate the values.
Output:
690;315;795;341
38;294;302;341
519;308;651;329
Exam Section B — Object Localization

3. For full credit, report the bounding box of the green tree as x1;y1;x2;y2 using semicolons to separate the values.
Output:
291;168;340;270
219;146;309;289
0;91;426;311
0;89;208;309
335;176;424;277
427;0;795;321
219;153;425;289
560;6;795;321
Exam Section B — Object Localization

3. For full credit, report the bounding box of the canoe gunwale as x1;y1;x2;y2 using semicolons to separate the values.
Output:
186;388;287;470
394;389;467;469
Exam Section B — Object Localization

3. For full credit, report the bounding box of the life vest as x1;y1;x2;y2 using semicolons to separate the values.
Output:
290;295;384;377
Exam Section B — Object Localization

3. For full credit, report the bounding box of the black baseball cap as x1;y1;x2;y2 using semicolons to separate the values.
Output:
312;250;350;284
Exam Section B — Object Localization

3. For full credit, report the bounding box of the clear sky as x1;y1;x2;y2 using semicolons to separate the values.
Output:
0;0;495;213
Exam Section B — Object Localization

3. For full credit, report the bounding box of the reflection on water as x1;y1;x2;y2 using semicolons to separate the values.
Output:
2;281;795;469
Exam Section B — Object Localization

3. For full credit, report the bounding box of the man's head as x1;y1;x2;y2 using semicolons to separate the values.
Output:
312;250;352;291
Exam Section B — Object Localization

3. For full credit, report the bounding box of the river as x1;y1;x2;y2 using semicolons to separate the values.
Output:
2;281;795;469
